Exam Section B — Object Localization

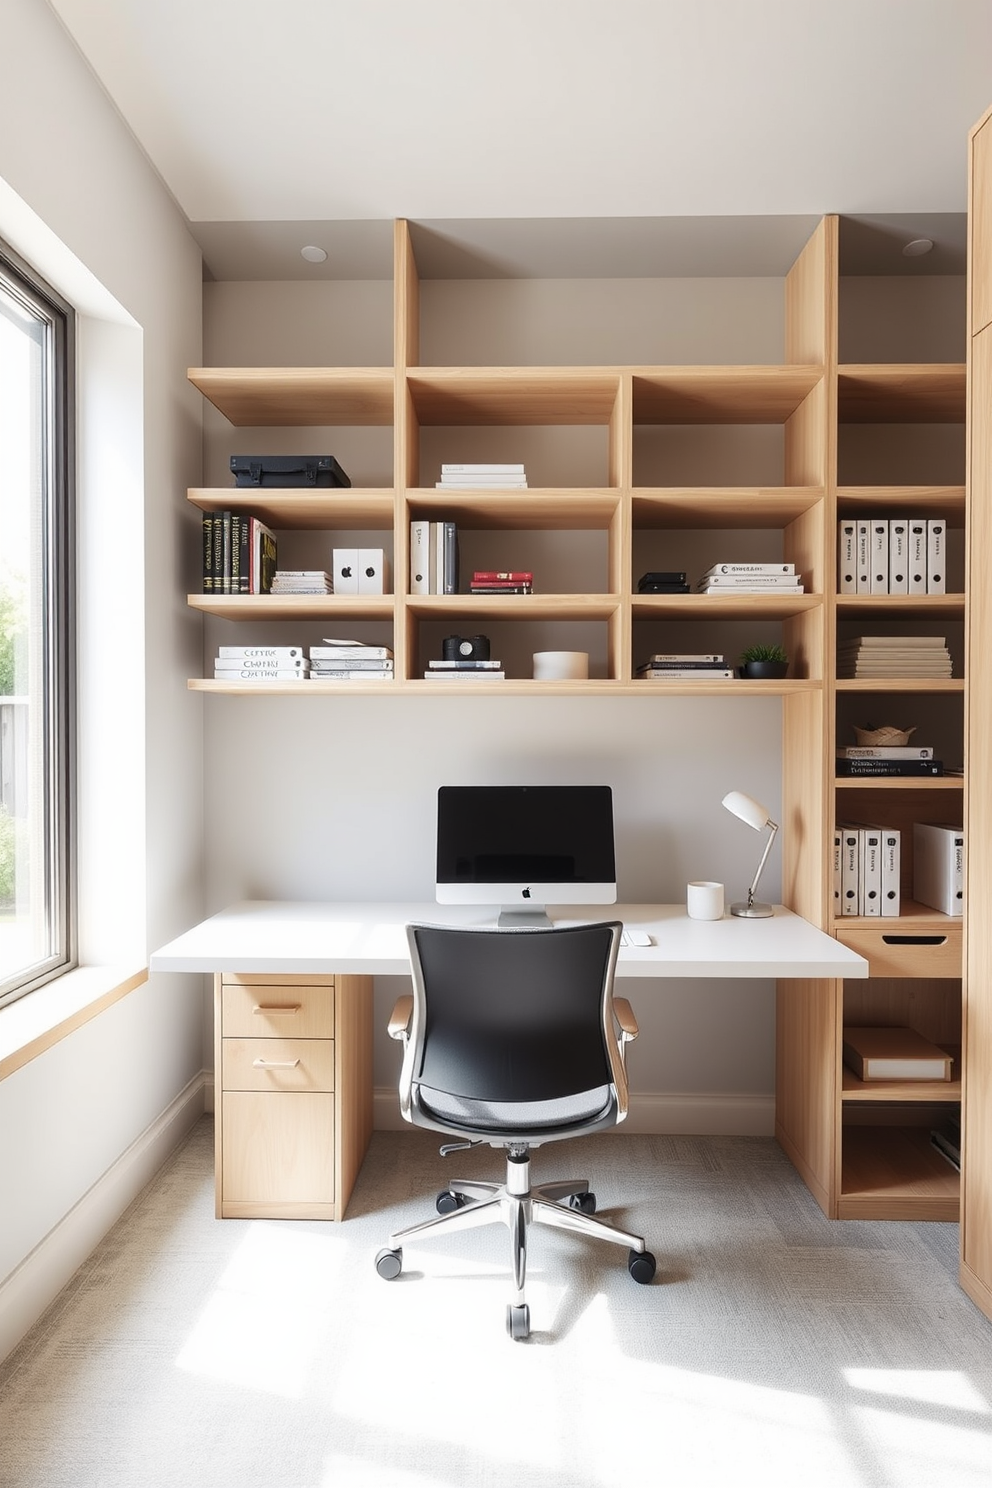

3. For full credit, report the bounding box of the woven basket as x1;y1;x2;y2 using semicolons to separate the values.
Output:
852;724;916;747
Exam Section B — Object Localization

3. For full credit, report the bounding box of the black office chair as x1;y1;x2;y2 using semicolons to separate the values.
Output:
374;921;656;1340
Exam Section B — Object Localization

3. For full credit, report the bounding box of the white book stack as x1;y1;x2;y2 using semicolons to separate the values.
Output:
309;640;394;681
696;562;803;594
270;570;334;594
836;635;952;679
213;645;309;681
838;518;945;594
436;463;528;489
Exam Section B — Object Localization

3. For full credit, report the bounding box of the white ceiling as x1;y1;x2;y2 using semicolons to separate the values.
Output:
47;0;992;280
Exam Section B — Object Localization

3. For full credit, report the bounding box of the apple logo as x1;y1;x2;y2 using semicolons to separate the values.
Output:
340;564;352;578
522;887;531;899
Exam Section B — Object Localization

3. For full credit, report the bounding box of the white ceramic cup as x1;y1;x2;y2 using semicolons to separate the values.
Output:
687;880;725;920
532;650;589;681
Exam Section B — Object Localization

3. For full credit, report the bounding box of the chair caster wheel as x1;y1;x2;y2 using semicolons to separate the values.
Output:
628;1249;657;1284
568;1191;597;1214
507;1303;530;1341
435;1190;464;1215
375;1246;403;1280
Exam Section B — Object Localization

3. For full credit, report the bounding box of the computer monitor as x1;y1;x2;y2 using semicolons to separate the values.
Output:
435;784;617;927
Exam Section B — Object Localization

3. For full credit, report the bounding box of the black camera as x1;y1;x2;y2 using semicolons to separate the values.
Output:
442;634;491;662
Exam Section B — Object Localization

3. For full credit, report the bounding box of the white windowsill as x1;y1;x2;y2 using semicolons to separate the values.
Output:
0;965;147;1081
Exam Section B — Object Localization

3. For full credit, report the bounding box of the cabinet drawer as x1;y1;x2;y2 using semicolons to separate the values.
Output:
836;925;962;978
222;1037;334;1092
221;1091;335;1205
221;980;334;1039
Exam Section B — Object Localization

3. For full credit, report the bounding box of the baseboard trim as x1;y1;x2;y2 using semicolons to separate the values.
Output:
373;1088;774;1136
0;1073;207;1365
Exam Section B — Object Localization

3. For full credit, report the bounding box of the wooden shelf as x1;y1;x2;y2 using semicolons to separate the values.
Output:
630;365;823;423
835;677;964;693
836;593;965;618
189;677;824;697
837;364;966;423
406;592;619;621
188;367;395;426
187;489;395;529
838;1126;959;1221
188;594;394;621
842;1070;960;1103
834;775;963;790
407;368;621;425
833;899;963;930
632;487;824;527
837;485;966;520
407;488;619;528
633;593;820;620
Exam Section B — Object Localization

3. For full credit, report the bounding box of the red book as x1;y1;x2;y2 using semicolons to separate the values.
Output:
471;570;533;582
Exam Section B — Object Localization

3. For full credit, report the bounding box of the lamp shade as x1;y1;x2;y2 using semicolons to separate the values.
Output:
722;790;770;832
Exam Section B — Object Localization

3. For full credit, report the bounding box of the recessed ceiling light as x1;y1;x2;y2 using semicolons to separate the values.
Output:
902;238;934;258
301;245;328;263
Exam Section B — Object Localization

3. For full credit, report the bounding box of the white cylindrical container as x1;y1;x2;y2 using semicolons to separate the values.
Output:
687;880;725;920
532;650;589;681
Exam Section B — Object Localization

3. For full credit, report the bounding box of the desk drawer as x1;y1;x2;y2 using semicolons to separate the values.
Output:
836;925;962;978
221;1091;335;1205
221;979;334;1039
222;1037;334;1093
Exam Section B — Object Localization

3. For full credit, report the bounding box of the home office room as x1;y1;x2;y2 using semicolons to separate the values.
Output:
2;3;992;1486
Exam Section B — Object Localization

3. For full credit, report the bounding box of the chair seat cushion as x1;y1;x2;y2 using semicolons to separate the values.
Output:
417;1083;614;1132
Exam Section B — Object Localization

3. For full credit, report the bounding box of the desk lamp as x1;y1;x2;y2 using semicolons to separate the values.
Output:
722;790;779;918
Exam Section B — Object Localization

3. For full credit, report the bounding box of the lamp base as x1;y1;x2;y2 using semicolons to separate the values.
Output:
730;900;774;918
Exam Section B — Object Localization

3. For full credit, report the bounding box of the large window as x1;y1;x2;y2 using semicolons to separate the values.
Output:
0;243;74;1007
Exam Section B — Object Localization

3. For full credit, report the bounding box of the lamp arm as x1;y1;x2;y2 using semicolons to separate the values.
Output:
746;819;779;907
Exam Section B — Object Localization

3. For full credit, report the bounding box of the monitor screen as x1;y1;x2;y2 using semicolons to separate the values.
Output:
436;785;617;925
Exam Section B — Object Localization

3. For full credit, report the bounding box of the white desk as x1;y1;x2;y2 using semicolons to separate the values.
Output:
151;901;866;1222
151;900;868;980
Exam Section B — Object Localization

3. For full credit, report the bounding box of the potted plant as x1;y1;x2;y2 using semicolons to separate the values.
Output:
739;642;789;679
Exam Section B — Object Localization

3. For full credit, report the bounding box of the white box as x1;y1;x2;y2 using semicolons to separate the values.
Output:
888;517;909;593
838;521;857;594
927;519;946;594
869;520;889;594
913;822;964;916
332;548;359;594
409;520;430;595
908;520;927;594
358;548;389;594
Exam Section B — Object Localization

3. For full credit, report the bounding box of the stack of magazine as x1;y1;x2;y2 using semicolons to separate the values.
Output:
637;653;734;680
836;635;952;679
309;640;393;681
836;742;943;778
435;463;527;489
424;658;505;681
213;645;309;682
696;562;803;594
270;570;333;594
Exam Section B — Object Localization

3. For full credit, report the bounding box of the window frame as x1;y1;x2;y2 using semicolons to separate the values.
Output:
0;238;76;1008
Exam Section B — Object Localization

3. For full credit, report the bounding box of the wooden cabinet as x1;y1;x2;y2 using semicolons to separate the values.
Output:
214;971;372;1220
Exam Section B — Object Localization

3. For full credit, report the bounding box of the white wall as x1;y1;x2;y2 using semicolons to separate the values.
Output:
0;0;205;1356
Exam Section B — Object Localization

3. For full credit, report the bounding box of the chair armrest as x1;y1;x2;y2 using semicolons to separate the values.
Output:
387;995;413;1040
613;996;638;1043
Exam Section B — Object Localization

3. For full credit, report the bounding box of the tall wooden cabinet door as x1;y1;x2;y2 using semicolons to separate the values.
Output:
221;1091;336;1209
962;318;992;1318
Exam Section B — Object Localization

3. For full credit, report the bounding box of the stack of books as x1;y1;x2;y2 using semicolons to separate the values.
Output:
435;463;527;489
836;743;942;777
836;635;953;679
270;570;334;594
842;1026;953;1082
696;562;804;594
637;653;734;680
838;517;945;594
424;659;505;681
469;570;533;595
637;571;690;595
835;822;902;916
410;520;458;595
202;512;277;594
309;641;394;681
213;645;309;682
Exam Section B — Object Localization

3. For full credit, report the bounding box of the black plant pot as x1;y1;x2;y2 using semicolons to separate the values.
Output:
740;660;789;679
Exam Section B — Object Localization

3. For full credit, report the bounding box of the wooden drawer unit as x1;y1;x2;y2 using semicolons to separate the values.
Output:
835;925;962;979
215;971;373;1221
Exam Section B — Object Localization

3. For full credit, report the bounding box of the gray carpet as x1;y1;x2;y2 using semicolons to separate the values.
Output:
2;1116;991;1488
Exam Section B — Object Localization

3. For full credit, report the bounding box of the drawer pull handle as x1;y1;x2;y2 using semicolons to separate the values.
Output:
881;935;948;946
253;1004;302;1014
252;1058;301;1069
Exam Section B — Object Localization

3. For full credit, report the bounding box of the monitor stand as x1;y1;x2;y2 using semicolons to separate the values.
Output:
497;905;552;929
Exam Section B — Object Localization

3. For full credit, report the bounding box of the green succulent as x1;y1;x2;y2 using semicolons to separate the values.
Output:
740;642;788;664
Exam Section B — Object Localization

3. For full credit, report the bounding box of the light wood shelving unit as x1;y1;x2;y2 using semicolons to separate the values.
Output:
187;214;977;1241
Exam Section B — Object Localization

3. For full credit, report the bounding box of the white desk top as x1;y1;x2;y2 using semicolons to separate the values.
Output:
150;901;868;979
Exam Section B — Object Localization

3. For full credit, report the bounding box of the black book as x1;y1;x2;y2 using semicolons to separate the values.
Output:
638;571;687;587
835;759;944;776
637;581;691;594
202;512;215;593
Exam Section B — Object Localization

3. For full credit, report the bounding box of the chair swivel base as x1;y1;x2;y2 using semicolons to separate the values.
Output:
375;1150;657;1340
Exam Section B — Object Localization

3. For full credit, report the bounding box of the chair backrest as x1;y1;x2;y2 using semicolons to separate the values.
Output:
402;922;625;1133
